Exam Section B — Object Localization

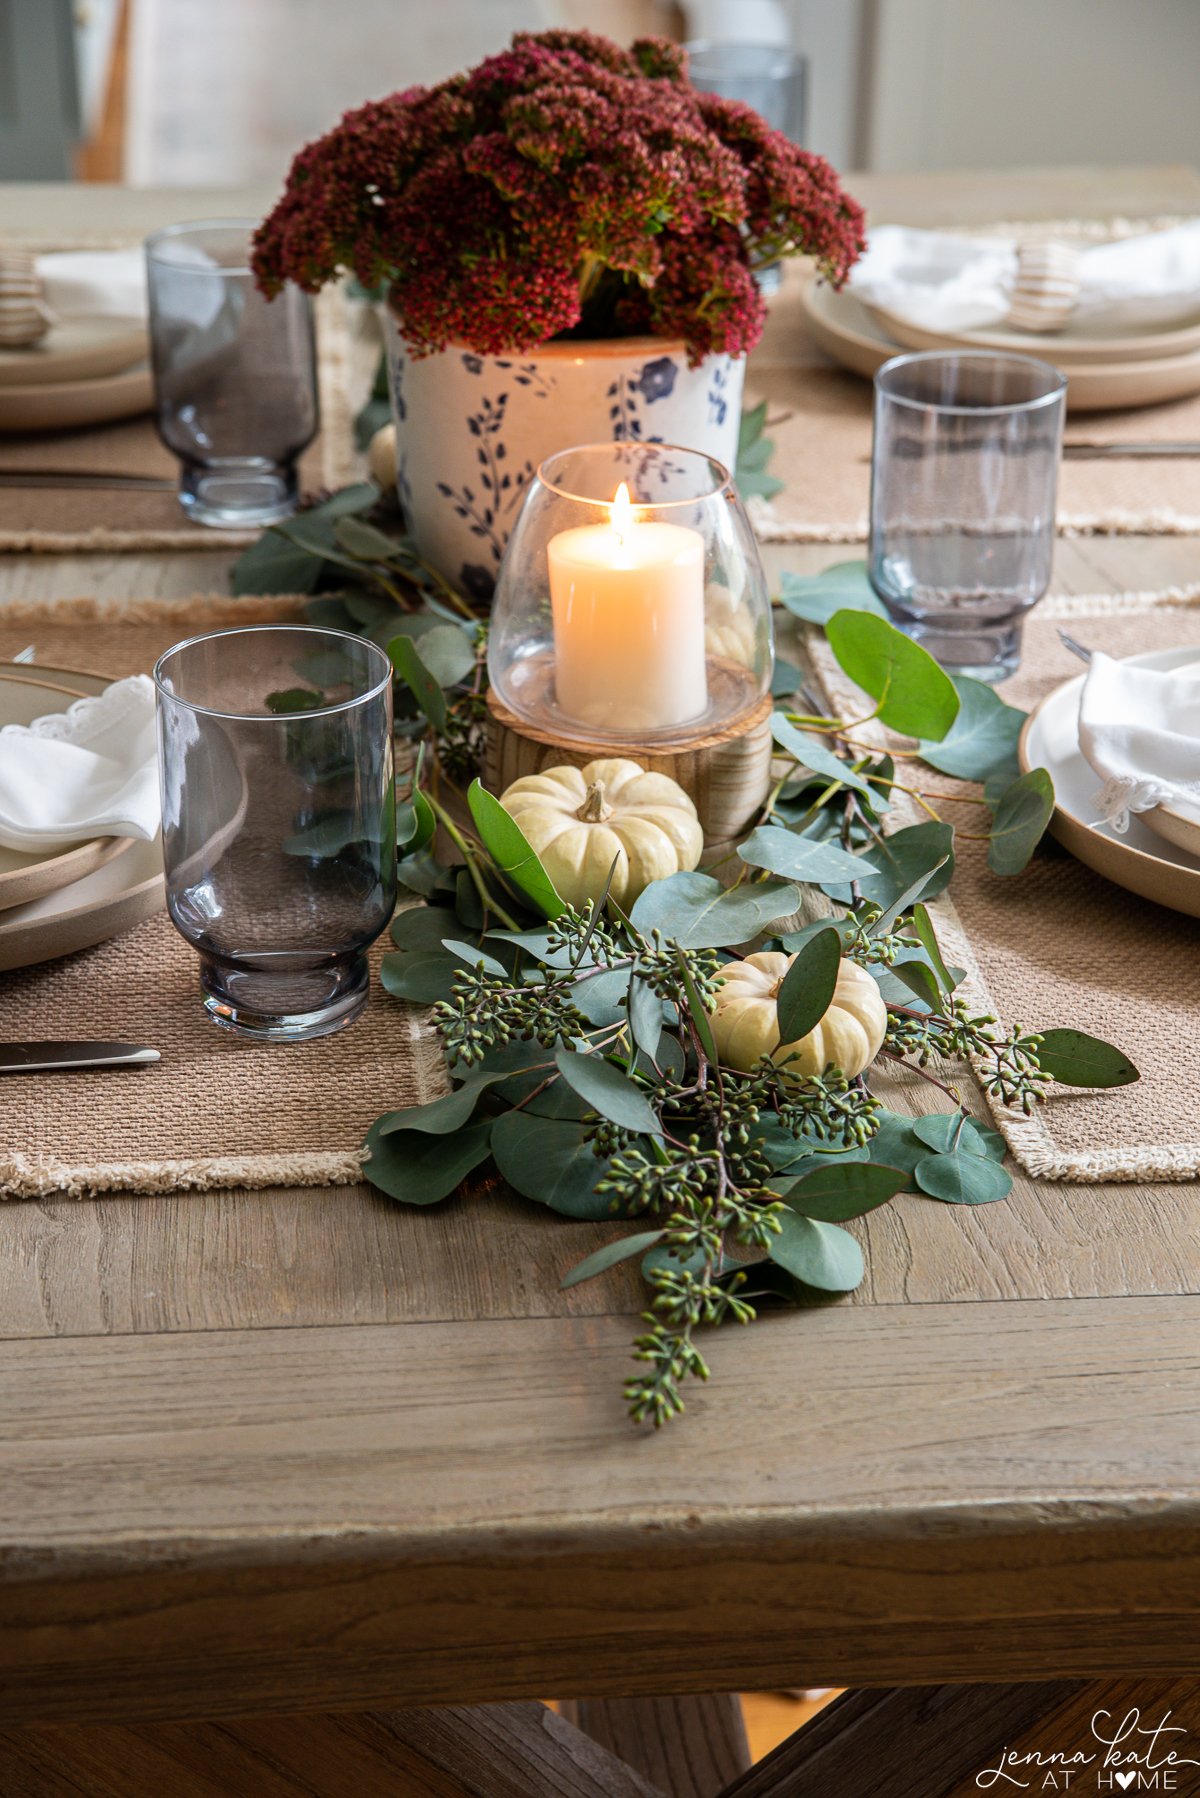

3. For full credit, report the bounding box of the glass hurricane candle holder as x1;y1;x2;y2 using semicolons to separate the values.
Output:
487;443;773;746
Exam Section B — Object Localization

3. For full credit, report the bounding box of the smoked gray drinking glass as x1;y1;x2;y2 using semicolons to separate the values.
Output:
869;351;1067;681
145;221;318;527
154;627;396;1041
685;41;807;296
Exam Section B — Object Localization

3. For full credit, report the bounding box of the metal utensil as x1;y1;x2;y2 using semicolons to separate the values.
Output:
0;472;175;490
1063;441;1200;459
11;646;35;664
0;1042;160;1073
1057;630;1094;663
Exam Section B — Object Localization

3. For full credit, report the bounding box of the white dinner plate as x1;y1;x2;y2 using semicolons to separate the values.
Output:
800;280;1200;412
864;299;1200;365
0;661;164;970
1018;646;1200;919
0;667;136;911
0;362;153;432
0;316;148;388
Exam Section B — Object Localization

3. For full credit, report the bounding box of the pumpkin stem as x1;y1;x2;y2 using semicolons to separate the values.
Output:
578;781;614;823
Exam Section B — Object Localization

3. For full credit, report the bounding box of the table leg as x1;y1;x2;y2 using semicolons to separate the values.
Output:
714;1678;1200;1798
0;1703;667;1798
560;1693;752;1797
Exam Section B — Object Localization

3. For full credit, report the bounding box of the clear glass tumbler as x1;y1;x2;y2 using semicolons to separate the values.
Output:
145;221;318;527
869;351;1066;682
684;41;807;141
154;627;396;1041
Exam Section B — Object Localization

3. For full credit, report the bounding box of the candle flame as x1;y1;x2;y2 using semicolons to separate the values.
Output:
610;481;633;545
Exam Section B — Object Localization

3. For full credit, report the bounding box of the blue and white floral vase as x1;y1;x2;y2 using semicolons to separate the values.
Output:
383;306;745;600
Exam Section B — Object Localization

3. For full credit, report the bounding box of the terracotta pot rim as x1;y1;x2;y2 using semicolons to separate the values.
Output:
383;307;737;363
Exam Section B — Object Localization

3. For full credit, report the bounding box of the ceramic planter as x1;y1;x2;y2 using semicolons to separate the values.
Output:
383;306;745;600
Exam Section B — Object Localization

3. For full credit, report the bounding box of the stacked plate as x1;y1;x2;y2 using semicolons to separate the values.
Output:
1019;648;1200;919
0;663;163;971
801;280;1200;411
0;316;152;432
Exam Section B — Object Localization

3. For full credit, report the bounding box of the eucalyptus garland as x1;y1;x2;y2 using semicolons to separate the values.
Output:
235;496;1140;1427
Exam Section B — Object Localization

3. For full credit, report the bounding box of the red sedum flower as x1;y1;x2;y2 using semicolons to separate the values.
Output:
252;29;864;364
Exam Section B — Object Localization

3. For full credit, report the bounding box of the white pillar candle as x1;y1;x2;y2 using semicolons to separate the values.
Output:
548;483;708;733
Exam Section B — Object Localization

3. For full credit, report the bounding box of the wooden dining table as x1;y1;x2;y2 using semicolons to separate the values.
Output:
1;168;1199;1798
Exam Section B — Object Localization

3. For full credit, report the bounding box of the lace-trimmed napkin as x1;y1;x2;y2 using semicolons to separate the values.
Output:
1079;652;1200;831
0;675;159;851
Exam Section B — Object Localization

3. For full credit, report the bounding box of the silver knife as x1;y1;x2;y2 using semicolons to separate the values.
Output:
0;1041;160;1073
1063;441;1200;458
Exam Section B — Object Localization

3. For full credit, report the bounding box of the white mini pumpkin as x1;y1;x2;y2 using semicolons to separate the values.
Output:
711;950;887;1081
499;758;703;910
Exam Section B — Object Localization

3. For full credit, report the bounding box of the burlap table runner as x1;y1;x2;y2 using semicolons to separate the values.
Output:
0;605;442;1198
810;593;1200;1181
749;255;1200;544
0;285;371;553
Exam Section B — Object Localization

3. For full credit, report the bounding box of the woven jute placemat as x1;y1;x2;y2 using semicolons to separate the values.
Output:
810;591;1200;1181
0;283;372;554
0;603;442;1199
750;233;1200;545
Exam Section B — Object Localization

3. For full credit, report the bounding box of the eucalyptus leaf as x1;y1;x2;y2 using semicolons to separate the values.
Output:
987;768;1055;875
738;825;878;884
363;1116;492;1205
555;1045;660;1133
826;609;960;740
572;966;631;1027
777;561;887;625
917;677;1027;781
914;1152;1013;1205
1033;1028;1140;1089
231;529;324;596
389;634;446;730
862;1110;926;1179
912;1112;1008;1160
409;621;478;688
775;927;841;1043
676;955;717;1062
490;1112;625;1218
391;904;457;951
630;871;801;949
627;973;663;1061
561;1231;666;1290
771;658;804;699
910;902;956;991
377;1070;509;1137
779;1160;908;1221
335;515;411;562
888;958;943;1009
770;713;881;803
380;948;461;1003
441;939;508;977
825;821;954;910
397;787;436;856
468;779;566;920
282;809;386;858
768;1211;865;1291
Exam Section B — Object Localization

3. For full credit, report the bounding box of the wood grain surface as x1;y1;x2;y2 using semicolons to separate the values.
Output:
0;169;1199;1729
561;1694;751;1797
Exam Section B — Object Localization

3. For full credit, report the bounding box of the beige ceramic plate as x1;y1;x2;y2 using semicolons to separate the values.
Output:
0;316;147;388
0;667;137;911
801;281;1200;413
0;363;152;433
1019;646;1200;919
0;662;164;970
864;299;1200;365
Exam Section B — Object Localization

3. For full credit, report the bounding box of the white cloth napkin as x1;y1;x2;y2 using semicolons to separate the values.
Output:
0;675;160;853
849;222;1200;335
34;248;148;323
1078;653;1200;832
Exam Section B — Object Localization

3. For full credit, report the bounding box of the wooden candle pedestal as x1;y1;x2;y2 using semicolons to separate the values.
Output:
483;689;775;853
